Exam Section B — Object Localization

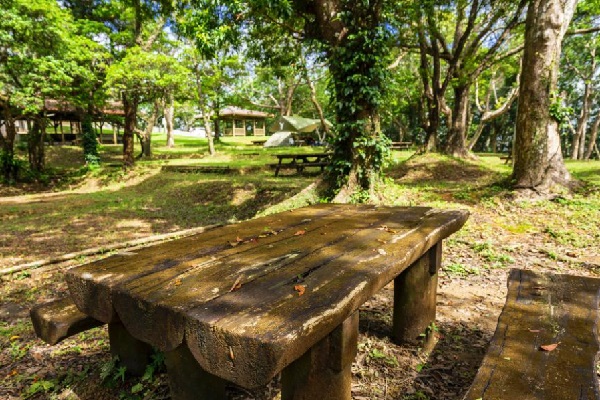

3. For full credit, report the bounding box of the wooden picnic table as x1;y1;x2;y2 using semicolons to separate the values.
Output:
271;152;330;176
390;141;413;150
63;204;468;399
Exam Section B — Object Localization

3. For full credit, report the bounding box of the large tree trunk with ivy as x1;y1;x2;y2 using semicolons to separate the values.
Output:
301;0;388;201
27;116;46;174
512;0;577;193
122;94;138;169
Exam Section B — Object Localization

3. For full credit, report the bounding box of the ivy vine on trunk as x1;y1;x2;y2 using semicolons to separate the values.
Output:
304;0;391;201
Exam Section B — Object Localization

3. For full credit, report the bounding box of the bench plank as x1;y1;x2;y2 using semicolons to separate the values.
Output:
30;297;103;345
65;205;342;323
66;205;468;389
465;269;600;400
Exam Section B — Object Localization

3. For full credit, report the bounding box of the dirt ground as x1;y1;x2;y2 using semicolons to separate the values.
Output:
1;155;599;400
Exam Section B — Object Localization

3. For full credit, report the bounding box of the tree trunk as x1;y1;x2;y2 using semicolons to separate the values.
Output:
138;101;159;158
165;92;175;148
202;115;216;156
571;81;592;159
27;116;45;173
445;85;471;157
1;107;17;181
512;0;578;193
584;113;600;160
122;93;138;169
304;70;330;140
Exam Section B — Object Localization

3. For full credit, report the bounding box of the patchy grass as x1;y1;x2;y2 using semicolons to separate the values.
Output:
1;145;600;400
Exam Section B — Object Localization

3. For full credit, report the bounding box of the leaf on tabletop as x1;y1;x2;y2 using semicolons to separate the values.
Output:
230;276;242;292
540;342;559;352
294;284;306;296
294;230;306;236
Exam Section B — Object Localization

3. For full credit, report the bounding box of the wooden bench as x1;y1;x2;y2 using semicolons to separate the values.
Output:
464;268;600;399
391;141;413;150
161;165;231;174
30;297;104;345
52;205;467;400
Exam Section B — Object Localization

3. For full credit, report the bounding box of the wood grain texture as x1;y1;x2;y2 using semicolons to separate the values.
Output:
465;268;600;400
66;204;468;388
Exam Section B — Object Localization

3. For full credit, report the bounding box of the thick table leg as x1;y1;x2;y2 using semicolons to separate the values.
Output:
393;242;441;344
164;344;227;400
281;311;359;400
108;322;153;376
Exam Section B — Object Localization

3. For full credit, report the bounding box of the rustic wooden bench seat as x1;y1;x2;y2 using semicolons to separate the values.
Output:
33;205;467;400
464;268;600;400
30;297;104;345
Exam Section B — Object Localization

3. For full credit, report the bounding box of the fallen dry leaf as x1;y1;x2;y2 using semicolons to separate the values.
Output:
229;346;235;360
528;329;541;333
174;279;182;286
294;284;306;296
236;236;243;242
540;342;560;352
229;241;240;247
230;276;242;292
377;248;387;255
294;230;306;236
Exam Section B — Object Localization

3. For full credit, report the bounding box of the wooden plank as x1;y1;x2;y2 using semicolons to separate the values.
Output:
30;298;103;345
65;205;353;323
465;269;600;400
110;206;378;350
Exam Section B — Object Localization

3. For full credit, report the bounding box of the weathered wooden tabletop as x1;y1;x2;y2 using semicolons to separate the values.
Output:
65;204;468;388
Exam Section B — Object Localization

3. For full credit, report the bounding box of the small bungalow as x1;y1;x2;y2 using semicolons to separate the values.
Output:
0;99;125;145
218;106;272;136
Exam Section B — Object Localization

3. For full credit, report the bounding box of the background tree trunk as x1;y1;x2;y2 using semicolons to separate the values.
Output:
512;0;578;192
27;116;45;173
165;92;175;148
1;107;17;181
584;113;600;159
446;85;472;157
122;94;138;169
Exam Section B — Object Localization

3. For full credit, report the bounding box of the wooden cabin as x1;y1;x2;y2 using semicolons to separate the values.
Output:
218;107;272;136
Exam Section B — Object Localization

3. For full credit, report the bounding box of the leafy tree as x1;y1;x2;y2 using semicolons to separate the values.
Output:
0;0;91;179
105;47;188;157
398;0;526;156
